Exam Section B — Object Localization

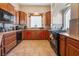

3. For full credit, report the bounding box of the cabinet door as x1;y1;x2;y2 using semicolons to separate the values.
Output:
4;32;16;54
16;11;20;24
0;3;8;11
66;38;79;56
24;31;31;40
45;11;51;29
5;40;16;54
66;43;79;56
18;11;27;25
39;30;50;40
19;11;24;24
0;47;1;56
7;4;15;15
59;35;66;56
23;12;27;24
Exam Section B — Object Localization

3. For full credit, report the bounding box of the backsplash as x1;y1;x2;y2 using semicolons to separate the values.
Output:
69;19;79;37
51;24;62;31
0;23;14;32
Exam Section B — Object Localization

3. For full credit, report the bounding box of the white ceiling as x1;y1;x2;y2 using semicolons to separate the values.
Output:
19;3;51;6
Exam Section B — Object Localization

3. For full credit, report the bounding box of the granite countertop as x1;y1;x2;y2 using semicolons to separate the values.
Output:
49;30;79;41
59;32;79;41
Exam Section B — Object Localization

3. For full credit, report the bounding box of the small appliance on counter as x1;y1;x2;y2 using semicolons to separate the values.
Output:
15;25;27;30
15;25;22;30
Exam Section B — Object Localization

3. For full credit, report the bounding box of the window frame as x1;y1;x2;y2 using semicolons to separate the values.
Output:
63;6;71;30
29;13;43;28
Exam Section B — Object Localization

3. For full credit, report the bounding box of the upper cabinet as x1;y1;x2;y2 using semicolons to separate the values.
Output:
7;4;15;15
45;11;51;29
16;11;20;25
0;3;15;15
71;4;79;19
0;3;8;11
18;11;27;25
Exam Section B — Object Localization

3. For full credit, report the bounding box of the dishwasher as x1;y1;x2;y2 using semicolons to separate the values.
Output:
16;31;22;44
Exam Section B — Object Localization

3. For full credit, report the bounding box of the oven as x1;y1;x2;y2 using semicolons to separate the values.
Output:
50;31;60;56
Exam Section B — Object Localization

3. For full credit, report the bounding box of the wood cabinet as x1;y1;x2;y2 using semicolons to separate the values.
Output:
45;11;51;29
71;4;79;19
59;34;79;56
16;11;20;24
59;35;66;56
23;30;50;40
24;30;32;40
3;32;16;55
7;4;15;15
22;31;25;40
0;3;8;12
39;30;50;40
0;46;1;56
0;43;4;56
18;11;27;25
0;3;15;15
66;38;79;56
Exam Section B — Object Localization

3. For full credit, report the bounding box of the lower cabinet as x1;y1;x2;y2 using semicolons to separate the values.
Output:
23;30;50;40
59;34;79;56
59;35;66;56
24;30;31;40
4;32;16;55
0;40;5;56
66;38;79;56
0;46;4;56
39;31;50;40
0;47;1;56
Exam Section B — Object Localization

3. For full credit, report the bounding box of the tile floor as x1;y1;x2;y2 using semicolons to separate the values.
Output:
7;40;56;56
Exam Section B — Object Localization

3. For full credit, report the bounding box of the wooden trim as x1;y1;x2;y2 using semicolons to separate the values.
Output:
29;13;43;28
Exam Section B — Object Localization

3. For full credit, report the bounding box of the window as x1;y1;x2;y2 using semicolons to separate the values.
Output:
30;16;42;28
64;7;71;30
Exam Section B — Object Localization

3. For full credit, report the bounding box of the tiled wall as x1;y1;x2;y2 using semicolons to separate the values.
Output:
69;19;79;37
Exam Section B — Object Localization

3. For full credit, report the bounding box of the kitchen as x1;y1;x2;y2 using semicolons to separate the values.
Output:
0;3;79;56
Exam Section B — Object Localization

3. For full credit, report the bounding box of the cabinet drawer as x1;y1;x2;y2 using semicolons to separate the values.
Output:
5;40;16;54
0;47;1;56
67;38;79;49
66;43;79;56
4;32;16;38
5;37;16;45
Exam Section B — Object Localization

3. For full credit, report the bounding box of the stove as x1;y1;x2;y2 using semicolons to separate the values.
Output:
50;30;66;56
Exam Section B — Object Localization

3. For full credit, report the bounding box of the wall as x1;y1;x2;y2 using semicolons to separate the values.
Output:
11;3;20;11
20;5;51;28
51;3;66;30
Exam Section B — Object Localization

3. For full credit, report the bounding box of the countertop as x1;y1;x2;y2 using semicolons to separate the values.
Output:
49;30;79;41
59;32;79;41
